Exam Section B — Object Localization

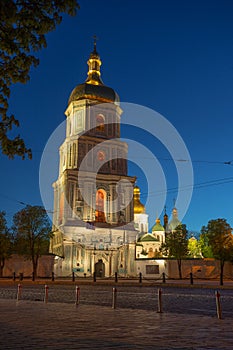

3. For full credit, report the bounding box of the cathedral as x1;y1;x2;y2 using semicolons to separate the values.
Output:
49;42;181;278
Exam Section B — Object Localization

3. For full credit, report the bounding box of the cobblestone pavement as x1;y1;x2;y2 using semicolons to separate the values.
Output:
0;281;233;349
0;283;233;318
0;299;233;350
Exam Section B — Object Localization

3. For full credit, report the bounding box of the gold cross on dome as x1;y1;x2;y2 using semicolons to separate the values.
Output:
93;35;99;49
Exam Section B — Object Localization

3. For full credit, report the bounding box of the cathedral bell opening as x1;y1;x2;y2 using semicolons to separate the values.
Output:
95;189;106;222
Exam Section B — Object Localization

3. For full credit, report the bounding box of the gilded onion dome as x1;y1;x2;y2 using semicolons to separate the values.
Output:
68;40;119;105
134;186;145;214
152;218;165;232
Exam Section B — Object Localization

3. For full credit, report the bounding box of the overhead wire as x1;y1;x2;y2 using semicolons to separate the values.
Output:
140;176;233;198
23;149;233;166
0;158;232;207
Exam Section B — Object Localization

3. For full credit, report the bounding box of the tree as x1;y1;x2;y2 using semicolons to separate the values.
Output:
0;0;79;158
199;233;213;258
0;211;12;277
201;218;233;285
188;237;203;258
13;205;52;279
160;224;189;279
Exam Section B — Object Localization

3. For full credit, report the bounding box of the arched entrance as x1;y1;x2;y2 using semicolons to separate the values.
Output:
95;189;106;222
95;259;105;277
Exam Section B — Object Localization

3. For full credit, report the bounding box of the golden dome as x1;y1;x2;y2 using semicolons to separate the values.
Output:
134;186;145;214
68;42;119;105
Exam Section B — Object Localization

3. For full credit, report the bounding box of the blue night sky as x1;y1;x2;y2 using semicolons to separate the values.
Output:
1;0;233;233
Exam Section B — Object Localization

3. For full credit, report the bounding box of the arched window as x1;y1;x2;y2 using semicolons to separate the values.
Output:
95;189;106;222
96;114;105;132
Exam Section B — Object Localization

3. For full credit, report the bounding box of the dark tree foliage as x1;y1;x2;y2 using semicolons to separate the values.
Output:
201;218;233;285
160;224;189;279
0;0;79;158
13;205;52;278
0;211;12;277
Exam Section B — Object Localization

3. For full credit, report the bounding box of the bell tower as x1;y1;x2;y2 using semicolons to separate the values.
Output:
50;42;137;277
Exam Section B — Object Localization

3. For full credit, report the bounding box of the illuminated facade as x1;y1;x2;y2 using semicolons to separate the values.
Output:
136;218;165;259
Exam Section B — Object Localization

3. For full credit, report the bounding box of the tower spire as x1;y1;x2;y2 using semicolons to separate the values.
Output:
93;35;98;53
163;205;168;229
86;36;103;86
173;198;176;208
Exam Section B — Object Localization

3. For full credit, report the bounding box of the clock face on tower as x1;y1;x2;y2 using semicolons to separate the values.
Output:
97;151;105;161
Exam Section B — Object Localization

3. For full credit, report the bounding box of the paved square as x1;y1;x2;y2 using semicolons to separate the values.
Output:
0;299;232;349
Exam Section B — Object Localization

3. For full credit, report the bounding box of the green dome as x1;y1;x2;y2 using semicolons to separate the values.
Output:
168;208;181;231
152;218;165;232
138;234;158;242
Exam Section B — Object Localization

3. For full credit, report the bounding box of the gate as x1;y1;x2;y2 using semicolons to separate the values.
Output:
95;260;105;277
